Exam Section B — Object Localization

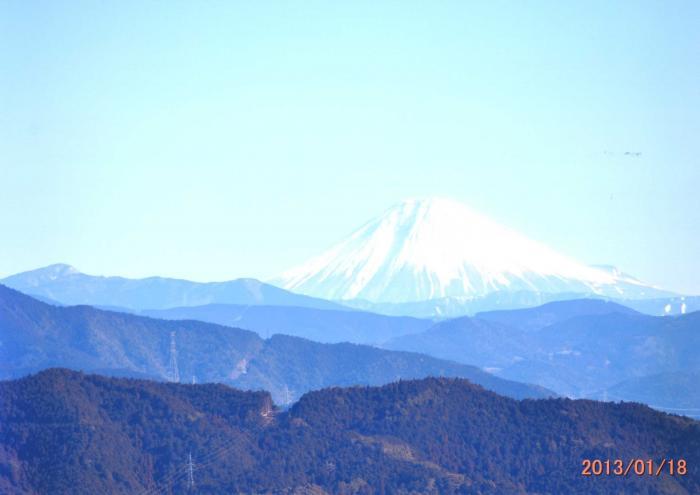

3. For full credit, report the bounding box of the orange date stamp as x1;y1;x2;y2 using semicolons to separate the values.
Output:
582;459;687;477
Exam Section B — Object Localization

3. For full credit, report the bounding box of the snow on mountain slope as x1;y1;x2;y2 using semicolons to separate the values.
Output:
274;198;666;303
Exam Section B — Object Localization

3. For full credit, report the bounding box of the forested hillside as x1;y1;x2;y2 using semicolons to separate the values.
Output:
1;370;698;494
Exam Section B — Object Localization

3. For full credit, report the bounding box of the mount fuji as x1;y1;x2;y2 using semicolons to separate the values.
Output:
275;198;671;307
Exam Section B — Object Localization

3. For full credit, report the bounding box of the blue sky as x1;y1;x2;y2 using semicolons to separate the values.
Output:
1;1;699;293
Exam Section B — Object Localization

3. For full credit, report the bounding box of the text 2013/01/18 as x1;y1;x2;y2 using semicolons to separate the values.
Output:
582;459;687;477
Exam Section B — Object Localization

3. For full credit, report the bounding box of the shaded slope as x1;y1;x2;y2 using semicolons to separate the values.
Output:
143;303;433;344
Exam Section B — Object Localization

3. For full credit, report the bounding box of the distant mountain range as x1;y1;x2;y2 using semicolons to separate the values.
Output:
346;292;700;319
142;298;700;416
1;369;697;494
475;298;640;331
385;299;700;413
1;263;346;311
4;268;696;414
0;284;550;404
274;198;674;304
142;303;433;345
620;296;700;316
2;262;693;319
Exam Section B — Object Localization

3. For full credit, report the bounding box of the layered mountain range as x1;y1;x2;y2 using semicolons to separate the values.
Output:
3;278;698;415
1;196;698;494
385;299;700;415
3;198;681;320
0;284;550;404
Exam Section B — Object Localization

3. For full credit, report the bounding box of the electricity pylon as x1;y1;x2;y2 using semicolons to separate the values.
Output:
187;451;195;490
169;331;180;383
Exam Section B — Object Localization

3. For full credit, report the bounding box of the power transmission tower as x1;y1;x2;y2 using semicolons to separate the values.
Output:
169;331;180;383
187;451;195;490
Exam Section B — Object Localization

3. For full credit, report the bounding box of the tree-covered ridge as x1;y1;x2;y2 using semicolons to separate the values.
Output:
1;369;698;494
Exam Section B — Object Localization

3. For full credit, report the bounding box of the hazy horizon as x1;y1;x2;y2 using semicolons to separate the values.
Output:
2;2;699;293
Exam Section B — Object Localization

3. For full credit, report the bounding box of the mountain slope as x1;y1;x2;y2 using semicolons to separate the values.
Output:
275;198;669;304
0;284;550;403
501;311;700;397
1;370;698;494
1;264;346;310
591;371;700;419
475;298;640;332
142;303;433;344
386;317;529;371
385;299;700;409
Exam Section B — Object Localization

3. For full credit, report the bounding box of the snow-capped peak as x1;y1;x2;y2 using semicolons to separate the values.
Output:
274;197;661;303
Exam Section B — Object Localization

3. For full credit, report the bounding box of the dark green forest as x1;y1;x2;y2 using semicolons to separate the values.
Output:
1;369;698;494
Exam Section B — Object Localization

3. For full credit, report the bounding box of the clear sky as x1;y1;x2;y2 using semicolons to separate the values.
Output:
1;1;699;294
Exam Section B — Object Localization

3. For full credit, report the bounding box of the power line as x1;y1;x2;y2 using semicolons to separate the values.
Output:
187;452;195;490
169;331;180;383
141;441;240;495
